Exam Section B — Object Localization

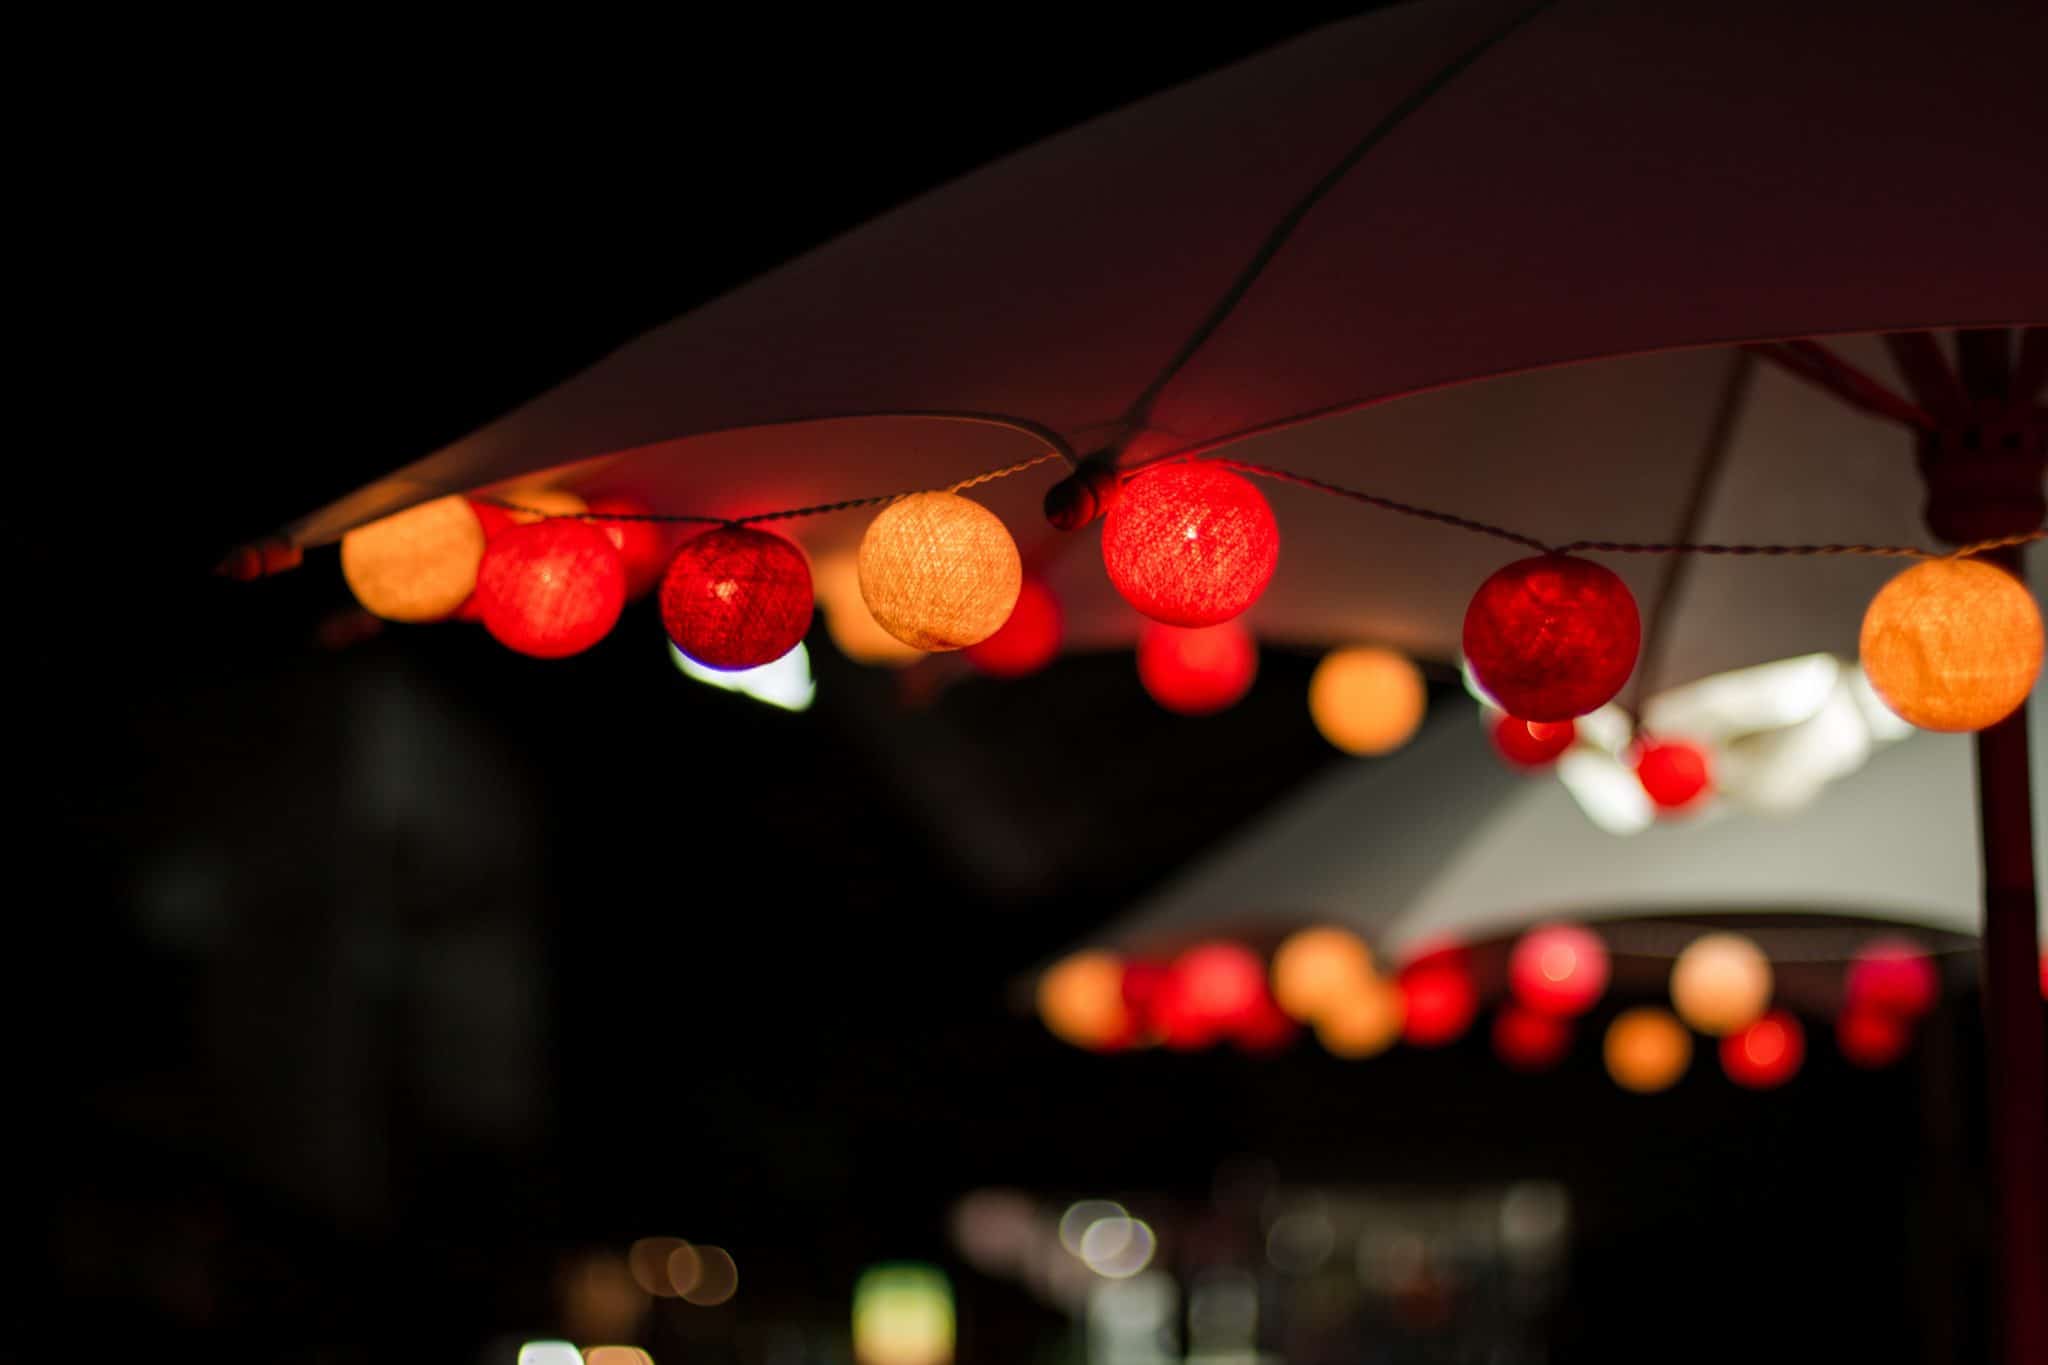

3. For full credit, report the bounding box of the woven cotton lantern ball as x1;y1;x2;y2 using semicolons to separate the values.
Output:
1398;948;1477;1047
1100;463;1278;626
1463;555;1641;722
1719;1009;1804;1089
965;576;1063;678
1604;1006;1692;1094
1271;925;1376;1023
661;526;814;670
1844;936;1939;1019
586;495;671;600
1037;951;1134;1052
1137;621;1258;715
1308;647;1427;756
1507;923;1610;1018
1670;932;1773;1036
475;519;627;658
1314;976;1405;1059
1860;556;2043;732
1635;739;1713;812
340;495;488;623
858;492;1021;651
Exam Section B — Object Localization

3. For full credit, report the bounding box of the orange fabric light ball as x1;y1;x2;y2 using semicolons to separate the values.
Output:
858;492;1022;651
1670;932;1773;1036
1271;926;1376;1023
1604;1006;1693;1094
475;519;627;658
1314;976;1406;1059
1860;556;2042;732
340;495;488;623
1101;464;1279;627
1308;647;1428;755
1038;951;1135;1051
1137;621;1258;715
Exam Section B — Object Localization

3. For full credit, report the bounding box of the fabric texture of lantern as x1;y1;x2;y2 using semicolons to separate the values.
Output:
1493;1005;1573;1072
661;525;814;670
965;576;1063;678
1670;932;1773;1036
1271;925;1376;1023
587;495;672;600
1308;646;1427;755
1719;1009;1805;1089
1507;923;1610;1017
1037;951;1134;1051
1137;621;1258;715
340;495;488;623
1860;556;2043;732
475;519;626;658
1101;463;1279;627
1491;714;1576;767
1604;1006;1692;1094
1462;555;1641;722
1635;739;1714;811
858;492;1021;651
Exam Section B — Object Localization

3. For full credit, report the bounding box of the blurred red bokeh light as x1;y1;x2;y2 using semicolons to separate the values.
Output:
1492;1005;1573;1071
1137;621;1258;715
1507;923;1610;1017
1720;1009;1806;1089
1399;948;1477;1047
1844;937;1939;1019
1836;1007;1912;1069
966;576;1064;678
1491;714;1576;768
1635;740;1714;811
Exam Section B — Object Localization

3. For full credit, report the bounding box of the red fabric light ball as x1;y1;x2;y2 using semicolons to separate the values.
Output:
965;576;1063;678
1844;937;1939;1019
1507;923;1610;1017
1101;463;1279;626
1836;1008;1912;1069
475;519;626;658
1491;714;1576;768
1398;949;1477;1047
452;499;520;622
1493;1005;1573;1072
587;496;672;601
660;525;814;670
1233;994;1301;1056
1137;621;1258;715
1463;555;1640;722
1159;941;1267;1050
1120;958;1170;1041
1719;1009;1805;1089
1635;739;1714;811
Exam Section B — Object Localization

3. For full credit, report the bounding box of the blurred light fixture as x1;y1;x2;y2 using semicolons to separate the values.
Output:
1308;646;1427;756
854;1263;955;1365
1079;1216;1157;1279
1060;1201;1127;1256
519;1344;582;1365
1670;932;1773;1036
583;1349;654;1365
1604;1007;1692;1093
682;1246;738;1306
669;639;816;712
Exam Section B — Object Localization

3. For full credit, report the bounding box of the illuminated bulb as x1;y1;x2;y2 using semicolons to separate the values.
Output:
1634;739;1714;812
1670;932;1773;1036
858;492;1021;650
340;495;488;622
1604;1006;1692;1093
1313;976;1405;1058
1844;936;1939;1019
1398;949;1477;1047
1308;647;1428;755
1492;1005;1573;1072
816;551;924;667
1719;1009;1805;1089
1507;923;1610;1018
965;576;1064;678
1101;463;1279;626
1137;620;1258;715
1462;555;1641;722
1491;714;1576;768
1860;556;2043;731
475;520;627;658
1037;951;1135;1051
1160;942;1267;1047
1270;926;1376;1023
661;525;814;670
854;1263;955;1365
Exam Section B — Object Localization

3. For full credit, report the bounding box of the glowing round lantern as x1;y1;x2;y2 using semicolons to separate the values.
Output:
1137;621;1258;715
340;495;488;623
453;500;519;622
475;519;626;658
1271;926;1376;1023
1719;1009;1805;1089
815;551;924;667
661;526;814;670
1119;958;1169;1041
1493;1005;1572;1072
1670;932;1773;1036
965;577;1063;678
1037;951;1134;1051
1398;950;1477;1047
1635;739;1714;812
1101;463;1279;627
853;1263;954;1365
501;487;588;522
1165;942;1267;1044
587;496;671;600
1233;996;1300;1055
1507;923;1610;1018
1836;1007;1912;1069
1491;715;1575;768
1844;936;1939;1019
1860;557;2043;732
1308;647;1428;756
858;492;1021;650
1314;976;1405;1058
1604;1006;1692;1094
1462;555;1641;722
